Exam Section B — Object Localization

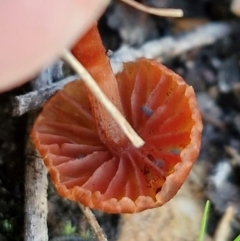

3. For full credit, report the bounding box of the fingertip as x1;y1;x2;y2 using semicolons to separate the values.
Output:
0;0;108;92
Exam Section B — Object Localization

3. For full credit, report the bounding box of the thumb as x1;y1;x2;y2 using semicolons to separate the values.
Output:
0;0;109;92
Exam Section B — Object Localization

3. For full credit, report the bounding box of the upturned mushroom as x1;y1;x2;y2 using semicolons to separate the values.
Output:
31;24;202;213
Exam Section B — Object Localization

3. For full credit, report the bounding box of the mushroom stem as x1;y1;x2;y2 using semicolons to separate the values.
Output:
71;24;144;151
61;49;144;149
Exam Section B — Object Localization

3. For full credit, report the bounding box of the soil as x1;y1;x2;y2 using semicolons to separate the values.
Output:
1;0;240;240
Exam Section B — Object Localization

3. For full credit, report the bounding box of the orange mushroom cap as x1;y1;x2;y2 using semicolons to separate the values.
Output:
31;58;202;213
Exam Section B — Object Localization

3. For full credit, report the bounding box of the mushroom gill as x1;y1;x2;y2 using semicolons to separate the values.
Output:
31;25;202;213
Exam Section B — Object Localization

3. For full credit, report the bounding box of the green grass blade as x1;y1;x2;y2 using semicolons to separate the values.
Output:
233;234;240;241
198;200;211;241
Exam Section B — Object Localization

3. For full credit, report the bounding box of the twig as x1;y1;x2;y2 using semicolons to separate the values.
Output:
110;22;236;72
201;111;225;130
31;60;66;89
224;146;240;167
231;0;240;17
13;22;236;117
61;49;144;148
213;205;236;241
120;0;183;17
78;204;108;241
24;67;55;241
12;75;78;116
24;138;48;241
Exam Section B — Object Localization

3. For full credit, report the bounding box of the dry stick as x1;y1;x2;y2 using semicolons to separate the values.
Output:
24;64;66;241
224;146;240;167
213;205;236;241
25;138;48;241
24;79;50;240
13;22;235;116
12;75;78;116
78;204;108;241
121;0;183;17
61;49;144;149
201;111;225;130
110;22;235;71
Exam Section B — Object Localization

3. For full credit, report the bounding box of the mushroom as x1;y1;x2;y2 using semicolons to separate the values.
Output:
31;24;203;213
